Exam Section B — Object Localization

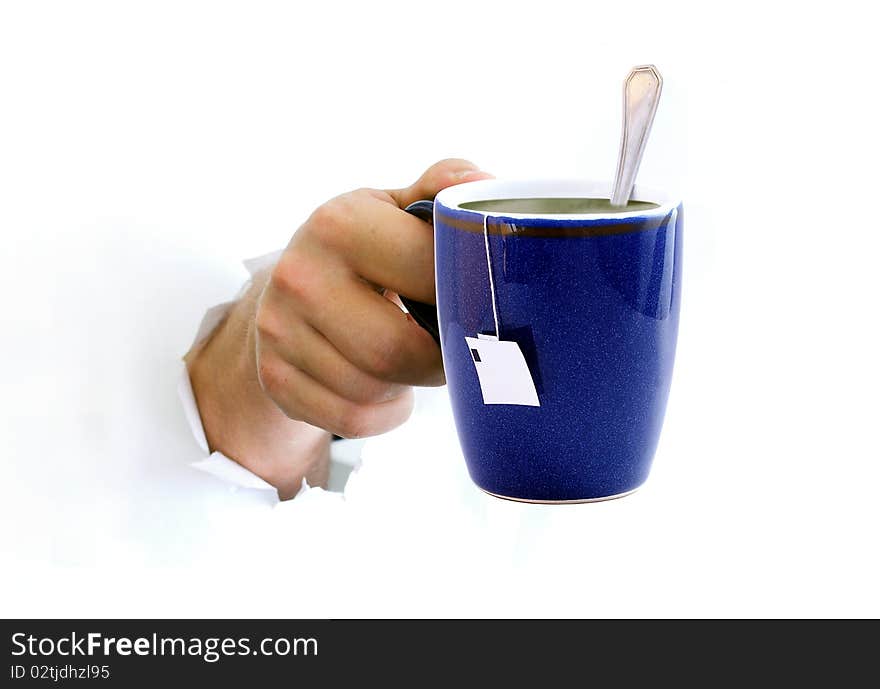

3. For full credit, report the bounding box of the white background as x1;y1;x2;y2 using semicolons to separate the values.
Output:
1;0;878;617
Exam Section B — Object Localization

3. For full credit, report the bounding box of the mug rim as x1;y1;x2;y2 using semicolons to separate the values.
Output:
434;178;680;222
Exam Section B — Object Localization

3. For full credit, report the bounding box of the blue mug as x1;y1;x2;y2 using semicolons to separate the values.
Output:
401;179;682;503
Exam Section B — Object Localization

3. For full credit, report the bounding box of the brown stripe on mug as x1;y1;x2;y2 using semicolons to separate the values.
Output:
434;206;675;237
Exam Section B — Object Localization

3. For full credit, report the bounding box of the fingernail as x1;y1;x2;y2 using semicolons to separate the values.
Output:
454;168;490;180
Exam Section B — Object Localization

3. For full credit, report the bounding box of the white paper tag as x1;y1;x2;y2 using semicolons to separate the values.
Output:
465;335;540;407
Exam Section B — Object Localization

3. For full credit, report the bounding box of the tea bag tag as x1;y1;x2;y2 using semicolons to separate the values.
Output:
465;334;540;407
465;214;539;406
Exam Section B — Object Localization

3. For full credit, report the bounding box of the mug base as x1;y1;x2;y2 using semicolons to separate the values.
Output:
479;485;642;504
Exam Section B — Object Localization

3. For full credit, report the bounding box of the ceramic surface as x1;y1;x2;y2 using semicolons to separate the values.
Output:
413;180;682;502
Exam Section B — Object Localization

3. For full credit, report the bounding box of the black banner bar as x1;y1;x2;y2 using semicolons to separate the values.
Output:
2;620;876;684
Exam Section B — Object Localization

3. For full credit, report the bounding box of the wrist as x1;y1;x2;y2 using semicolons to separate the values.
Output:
186;286;331;499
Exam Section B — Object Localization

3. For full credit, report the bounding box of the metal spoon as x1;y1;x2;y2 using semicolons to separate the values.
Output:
610;65;663;207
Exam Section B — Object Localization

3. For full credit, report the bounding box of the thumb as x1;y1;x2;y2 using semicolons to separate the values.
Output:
386;158;493;209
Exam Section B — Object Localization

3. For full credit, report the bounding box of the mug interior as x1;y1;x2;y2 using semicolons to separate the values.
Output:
435;179;678;220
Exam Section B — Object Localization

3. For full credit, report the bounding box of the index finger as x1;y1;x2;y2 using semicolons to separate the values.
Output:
313;189;438;304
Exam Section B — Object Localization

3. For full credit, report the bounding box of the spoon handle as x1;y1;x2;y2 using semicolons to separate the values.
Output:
610;65;663;207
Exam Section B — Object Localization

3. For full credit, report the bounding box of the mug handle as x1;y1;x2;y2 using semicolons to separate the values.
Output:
399;200;441;346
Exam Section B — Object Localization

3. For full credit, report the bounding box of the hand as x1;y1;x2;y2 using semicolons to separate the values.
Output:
186;159;491;497
254;159;492;438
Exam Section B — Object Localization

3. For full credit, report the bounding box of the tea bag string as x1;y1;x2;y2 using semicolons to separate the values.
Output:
483;214;501;339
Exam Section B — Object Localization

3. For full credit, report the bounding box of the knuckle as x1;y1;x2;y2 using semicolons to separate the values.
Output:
269;254;317;304
308;200;341;231
256;356;284;396
257;359;305;422
337;392;414;439
307;196;353;247
363;336;402;379
254;305;279;342
332;405;370;440
346;372;399;404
